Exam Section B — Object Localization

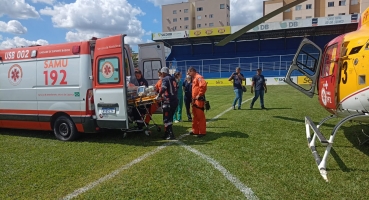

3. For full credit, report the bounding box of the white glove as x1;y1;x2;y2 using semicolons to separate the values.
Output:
155;94;161;100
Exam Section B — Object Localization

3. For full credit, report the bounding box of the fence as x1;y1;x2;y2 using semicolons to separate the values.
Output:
166;53;319;78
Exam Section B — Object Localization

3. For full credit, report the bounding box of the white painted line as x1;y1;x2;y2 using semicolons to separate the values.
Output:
176;140;259;200
62;97;254;200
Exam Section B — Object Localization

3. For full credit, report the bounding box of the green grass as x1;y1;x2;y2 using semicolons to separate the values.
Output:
1;86;369;199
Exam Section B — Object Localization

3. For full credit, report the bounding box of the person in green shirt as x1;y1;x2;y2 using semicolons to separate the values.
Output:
173;71;183;123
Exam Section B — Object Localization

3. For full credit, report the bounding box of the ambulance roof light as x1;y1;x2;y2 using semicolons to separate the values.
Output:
72;46;80;54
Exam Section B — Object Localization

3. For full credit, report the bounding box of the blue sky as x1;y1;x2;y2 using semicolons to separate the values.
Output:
0;0;262;52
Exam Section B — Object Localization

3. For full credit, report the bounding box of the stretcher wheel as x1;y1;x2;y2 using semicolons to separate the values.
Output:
145;130;151;136
156;127;161;132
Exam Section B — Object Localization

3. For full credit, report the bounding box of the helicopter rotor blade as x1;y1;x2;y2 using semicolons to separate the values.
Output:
216;0;307;46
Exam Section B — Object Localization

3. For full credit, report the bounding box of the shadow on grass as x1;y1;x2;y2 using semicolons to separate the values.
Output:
0;120;248;147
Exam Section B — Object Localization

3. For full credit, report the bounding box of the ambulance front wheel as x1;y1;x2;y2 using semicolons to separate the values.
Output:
53;116;79;141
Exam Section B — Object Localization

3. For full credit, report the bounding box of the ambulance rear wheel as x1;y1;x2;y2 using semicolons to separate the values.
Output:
53;116;79;141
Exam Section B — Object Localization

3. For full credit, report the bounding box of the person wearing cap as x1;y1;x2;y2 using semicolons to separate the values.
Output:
182;74;193;121
129;69;149;130
187;66;207;137
173;71;183;123
155;67;178;140
250;68;267;109
229;67;246;110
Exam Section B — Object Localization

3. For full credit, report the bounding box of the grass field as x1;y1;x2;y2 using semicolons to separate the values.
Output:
1;85;369;199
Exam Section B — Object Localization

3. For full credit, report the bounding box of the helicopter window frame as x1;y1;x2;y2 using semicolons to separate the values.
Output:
295;44;320;76
321;43;338;78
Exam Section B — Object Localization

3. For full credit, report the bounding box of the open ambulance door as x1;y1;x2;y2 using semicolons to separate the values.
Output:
92;35;130;129
138;42;167;86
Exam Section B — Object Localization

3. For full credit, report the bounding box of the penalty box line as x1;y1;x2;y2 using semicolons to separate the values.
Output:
62;97;254;200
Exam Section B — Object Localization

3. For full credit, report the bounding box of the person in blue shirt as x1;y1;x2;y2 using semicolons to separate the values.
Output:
182;75;193;121
228;67;246;110
250;68;267;109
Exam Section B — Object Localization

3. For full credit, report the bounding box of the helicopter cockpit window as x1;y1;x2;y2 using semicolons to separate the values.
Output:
296;43;321;76
349;45;363;55
321;44;338;77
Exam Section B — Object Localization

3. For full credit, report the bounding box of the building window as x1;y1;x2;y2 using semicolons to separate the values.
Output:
306;16;312;18
209;14;213;18
328;14;334;16
197;7;203;11
209;23;214;27
351;0;358;5
185;25;189;29
197;24;201;28
227;22;229;25
339;13;345;15
184;17;189;21
306;4;312;9
227;4;230;10
339;0;346;6
173;26;176;31
328;2;334;7
197;15;201;20
173;18;177;22
220;4;225;9
284;8;291;12
184;9;188;13
295;17;302;20
173;10;177;14
295;5;302;10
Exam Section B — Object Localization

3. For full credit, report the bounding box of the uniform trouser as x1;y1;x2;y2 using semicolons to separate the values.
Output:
145;103;158;124
250;90;265;107
233;89;243;108
173;95;183;121
184;96;192;120
163;101;178;129
192;105;206;135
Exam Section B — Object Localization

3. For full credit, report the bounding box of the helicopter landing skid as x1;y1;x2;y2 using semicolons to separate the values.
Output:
305;113;368;182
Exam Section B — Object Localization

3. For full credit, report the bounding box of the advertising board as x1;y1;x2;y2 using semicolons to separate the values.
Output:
189;26;231;38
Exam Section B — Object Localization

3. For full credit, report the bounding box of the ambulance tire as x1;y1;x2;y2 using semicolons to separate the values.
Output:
53;116;79;141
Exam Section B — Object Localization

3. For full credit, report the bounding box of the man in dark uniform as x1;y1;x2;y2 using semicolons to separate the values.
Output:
183;75;193;121
250;68;267;109
155;67;178;140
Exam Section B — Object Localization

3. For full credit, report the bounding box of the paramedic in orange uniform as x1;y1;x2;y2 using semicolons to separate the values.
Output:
187;66;207;137
144;71;163;125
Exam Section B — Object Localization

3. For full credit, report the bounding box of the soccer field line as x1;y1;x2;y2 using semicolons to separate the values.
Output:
62;97;255;200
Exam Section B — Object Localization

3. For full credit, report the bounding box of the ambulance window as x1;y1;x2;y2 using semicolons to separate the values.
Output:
124;48;133;77
143;60;162;81
321;44;337;77
98;57;120;84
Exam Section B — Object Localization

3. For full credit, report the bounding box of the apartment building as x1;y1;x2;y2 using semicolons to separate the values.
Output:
263;0;369;22
161;0;230;32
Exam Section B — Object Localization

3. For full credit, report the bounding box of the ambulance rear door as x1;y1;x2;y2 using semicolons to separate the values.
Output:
92;35;129;129
138;42;166;85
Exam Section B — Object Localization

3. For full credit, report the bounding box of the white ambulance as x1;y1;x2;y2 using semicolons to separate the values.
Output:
0;34;166;141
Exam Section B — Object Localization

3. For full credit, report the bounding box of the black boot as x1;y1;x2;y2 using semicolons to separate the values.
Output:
165;125;176;140
162;127;169;139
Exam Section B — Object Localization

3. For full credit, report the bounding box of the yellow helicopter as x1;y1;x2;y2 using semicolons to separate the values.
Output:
216;0;369;181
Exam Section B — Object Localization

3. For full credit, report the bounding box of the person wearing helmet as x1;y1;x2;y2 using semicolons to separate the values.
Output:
155;67;178;140
187;66;207;137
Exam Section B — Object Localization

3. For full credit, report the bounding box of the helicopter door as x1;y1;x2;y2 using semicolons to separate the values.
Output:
285;38;322;98
318;43;339;110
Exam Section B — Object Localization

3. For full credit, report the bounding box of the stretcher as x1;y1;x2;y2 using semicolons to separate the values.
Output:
126;95;162;136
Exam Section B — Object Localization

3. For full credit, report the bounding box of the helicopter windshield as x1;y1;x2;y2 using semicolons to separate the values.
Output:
321;44;338;77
